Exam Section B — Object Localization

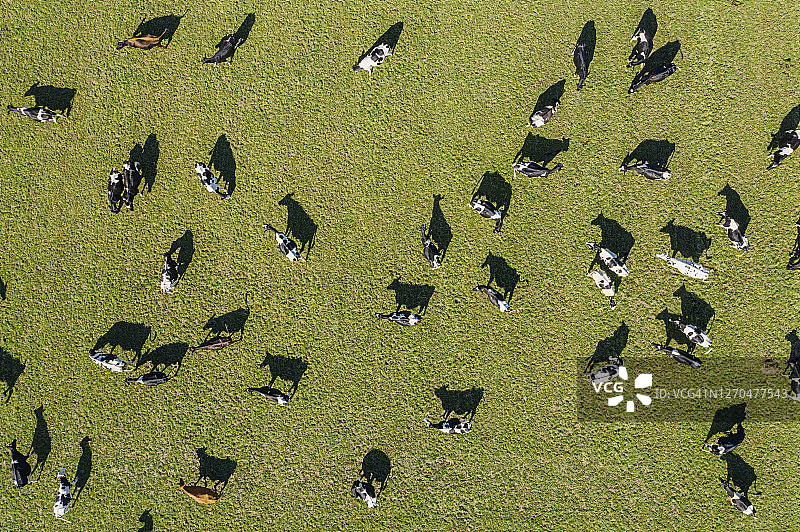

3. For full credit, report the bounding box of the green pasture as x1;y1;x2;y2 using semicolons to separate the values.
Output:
1;0;800;529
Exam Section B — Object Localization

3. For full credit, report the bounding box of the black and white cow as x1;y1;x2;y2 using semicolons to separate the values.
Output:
586;356;622;384
529;100;559;128
122;161;141;211
353;43;392;74
107;170;124;213
717;211;748;251
656;253;709;281
586;242;629;277
194;163;230;199
160;253;179;292
587;269;616;309
125;371;170;386
618;162;671;180
420;223;441;269
7;439;33;488
627;29;652;67
668;318;712;352
202;34;244;64
375;311;422;326
704;424;745;456
629;63;677;93
469;198;503;233
573;43;589;90
424;417;472;434
651;342;701;369
351;477;378;508
7;105;63;123
245;386;290;406
263;224;304;262
474;285;511;312
720;478;755;516
768;130;800;170
188;327;238;352
784;360;800;401
513;161;564;178
88;349;132;372
53;467;74;520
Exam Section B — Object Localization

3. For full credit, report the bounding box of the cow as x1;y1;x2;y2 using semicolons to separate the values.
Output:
194;163;230;199
717;211;748;251
469;198;503;233
704;424;745;455
656;253;709;281
573;43;589;90
122;161;141;211
88;349;132;372
125;371;170;386
53;467;74;521
587;269;616;309
651;342;701;369
529;100;558;127
7;439;33;488
160;253;179;292
178;478;220;504
107;171;124;213
473;285;511;312
351;477;378;508
375;311;422;326
627;29;652;67
768;130;800;170
668;317;712;352
116;29;168;50
629;63;677;93
424;417;472;434
586;242;629;277
719;478;754;516
263;224;304;262
619;162;670;180
420;224;441;269
513;161;564;178
353;43;392;74
7;105;63;123
245;386;290;406
202;34;244;64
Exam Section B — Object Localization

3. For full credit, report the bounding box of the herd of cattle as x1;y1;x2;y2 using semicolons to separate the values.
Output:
4;6;799;523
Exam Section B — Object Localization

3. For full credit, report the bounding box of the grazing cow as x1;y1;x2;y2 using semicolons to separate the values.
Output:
627;29;652;67
656;253;709;281
629;63;677;93
651;342;701;369
189;327;237;352
53;467;74;520
88;349;132;372
424;417;472;434
178;478;220;504
351;477;378;508
7;105;63;123
717;211;748;251
529;100;558;127
586;356;622;384
353;43;392;74
573;43;589;90
116;29;168;50
125;371;169;386
473;285;511;312
420;224;441;269
245;386;290;406
263;224;305;262
587;269;616;310
784;361;800;401
7;439;32;488
586;242;629;277
160;253;179;292
469;198;503;233
767;130;800;170
202;34;244;64
194;163;230;199
513;161;564;178
618;162;671;180
704;424;745;455
668;318;712;352
375;311;422;326
107;171;124;213
122;161;141;211
719;478;754;516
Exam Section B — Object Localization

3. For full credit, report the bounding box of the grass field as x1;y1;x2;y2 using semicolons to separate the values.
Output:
2;0;800;530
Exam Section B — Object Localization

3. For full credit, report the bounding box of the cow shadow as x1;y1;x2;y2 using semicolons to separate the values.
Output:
789;215;800;270
359;449;391;498
724;453;760;497
133;13;185;44
631;40;681;88
93;322;151;363
196;447;236;493
133;133;159;193
515;133;570;166
674;284;715;331
356;22;403;64
387;277;434;315
138;342;189;374
168;230;194;279
704;403;746;442
769;104;800;151
434;385;483;421
0;347;24;405
278;193;318;255
481;252;520;303
234;13;256;45
209;134;236;196
575;20;596;67
634;8;657;40
585;322;629;371
532;79;565;114
24;82;76;116
204;299;250;338
660;219;711;262
259;352;309;398
786;330;800;364
591;213;635;260
73;436;92;503
30;406;50;479
427;194;452;261
137;510;153;532
0;275;6;300
472;171;511;215
621;139;675;168
718;184;750;236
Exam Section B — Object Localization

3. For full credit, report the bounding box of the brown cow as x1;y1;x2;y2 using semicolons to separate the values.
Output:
177;478;219;504
116;29;167;50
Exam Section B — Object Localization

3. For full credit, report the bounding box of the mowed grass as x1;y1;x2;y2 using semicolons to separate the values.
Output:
1;0;800;529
